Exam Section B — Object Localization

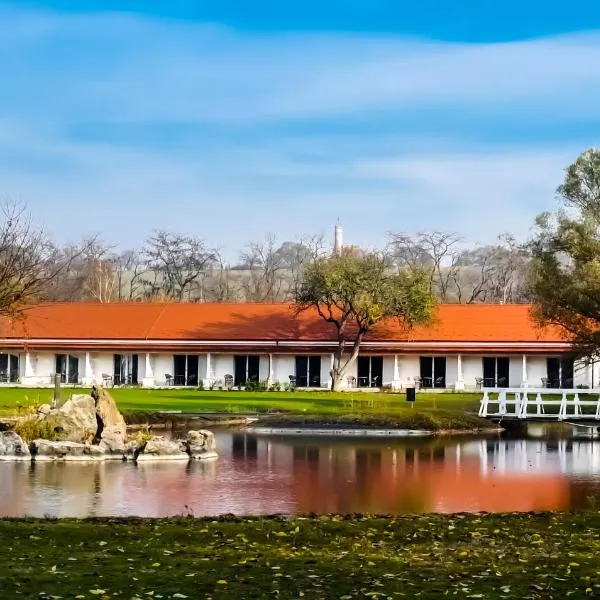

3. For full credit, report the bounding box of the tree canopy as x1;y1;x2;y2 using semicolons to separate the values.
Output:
529;148;600;357
295;248;436;390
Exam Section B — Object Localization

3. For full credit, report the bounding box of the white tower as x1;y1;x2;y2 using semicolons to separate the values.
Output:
334;222;343;255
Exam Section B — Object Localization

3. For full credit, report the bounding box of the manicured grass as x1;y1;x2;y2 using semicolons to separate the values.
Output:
1;513;599;599
0;386;483;417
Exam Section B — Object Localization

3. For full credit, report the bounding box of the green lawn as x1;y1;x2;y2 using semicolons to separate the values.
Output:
0;386;483;417
1;513;599;599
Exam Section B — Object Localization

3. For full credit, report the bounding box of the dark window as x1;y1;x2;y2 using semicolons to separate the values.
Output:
114;354;138;385
0;353;19;383
482;357;510;387
295;356;308;387
357;356;383;388
547;357;575;388
55;354;79;384
420;357;446;388
234;355;261;387
173;355;199;386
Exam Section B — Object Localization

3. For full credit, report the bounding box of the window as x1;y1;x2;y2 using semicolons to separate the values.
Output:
173;355;199;386
295;356;321;387
482;357;510;387
547;357;574;389
357;356;383;388
420;357;446;388
114;354;138;385
234;355;260;387
0;353;19;383
55;354;79;384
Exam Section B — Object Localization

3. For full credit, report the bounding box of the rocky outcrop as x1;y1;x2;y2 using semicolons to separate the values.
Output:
134;437;189;461
38;395;97;443
186;430;218;460
0;431;31;461
96;389;127;455
30;439;106;461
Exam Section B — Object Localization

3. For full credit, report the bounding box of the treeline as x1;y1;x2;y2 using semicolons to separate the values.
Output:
0;203;532;308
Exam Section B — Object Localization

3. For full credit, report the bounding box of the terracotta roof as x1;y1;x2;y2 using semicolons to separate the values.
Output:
0;302;566;344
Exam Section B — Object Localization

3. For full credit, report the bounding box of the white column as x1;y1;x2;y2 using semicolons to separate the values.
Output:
142;353;155;387
328;353;334;390
205;352;214;386
83;352;94;385
268;353;274;385
521;355;528;388
455;354;465;390
392;354;401;390
22;351;36;385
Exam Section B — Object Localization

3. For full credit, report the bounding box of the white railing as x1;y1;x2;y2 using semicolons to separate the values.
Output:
478;388;600;420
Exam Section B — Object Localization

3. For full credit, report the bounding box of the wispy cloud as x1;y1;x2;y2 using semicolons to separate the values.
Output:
0;4;597;255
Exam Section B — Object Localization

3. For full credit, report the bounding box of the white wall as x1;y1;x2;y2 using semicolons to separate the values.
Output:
461;356;482;388
509;356;523;387
213;354;234;381
527;357;547;388
574;359;591;387
320;355;332;389
397;355;420;386
446;356;458;388
275;355;295;385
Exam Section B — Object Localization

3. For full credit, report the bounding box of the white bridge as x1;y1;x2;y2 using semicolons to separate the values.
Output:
478;388;600;421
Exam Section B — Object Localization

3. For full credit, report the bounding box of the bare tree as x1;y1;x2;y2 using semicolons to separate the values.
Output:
141;230;217;301
238;234;287;302
387;231;462;301
0;203;88;315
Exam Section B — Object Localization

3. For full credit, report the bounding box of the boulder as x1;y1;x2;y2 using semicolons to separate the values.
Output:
47;395;97;442
37;404;51;416
96;389;127;454
0;431;31;460
186;430;218;460
30;439;105;461
134;437;189;461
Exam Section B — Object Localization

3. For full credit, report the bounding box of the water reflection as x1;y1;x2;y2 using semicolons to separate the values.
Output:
4;430;600;517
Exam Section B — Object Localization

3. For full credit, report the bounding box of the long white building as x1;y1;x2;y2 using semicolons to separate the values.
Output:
0;302;591;390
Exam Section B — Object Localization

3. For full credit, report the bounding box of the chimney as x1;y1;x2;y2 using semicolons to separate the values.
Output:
334;222;343;255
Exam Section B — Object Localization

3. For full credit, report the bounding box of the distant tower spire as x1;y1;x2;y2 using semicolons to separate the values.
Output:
334;221;343;255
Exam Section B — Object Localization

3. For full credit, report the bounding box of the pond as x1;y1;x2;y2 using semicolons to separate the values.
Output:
2;428;600;517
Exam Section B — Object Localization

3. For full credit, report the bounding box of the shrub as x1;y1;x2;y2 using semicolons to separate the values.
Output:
269;381;282;392
13;417;61;443
196;380;205;391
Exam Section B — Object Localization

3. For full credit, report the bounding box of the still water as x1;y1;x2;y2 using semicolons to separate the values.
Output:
2;429;600;517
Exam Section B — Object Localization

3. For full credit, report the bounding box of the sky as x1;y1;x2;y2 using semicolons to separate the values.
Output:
1;1;600;260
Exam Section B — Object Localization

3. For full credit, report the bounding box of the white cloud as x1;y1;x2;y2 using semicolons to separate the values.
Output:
0;4;597;255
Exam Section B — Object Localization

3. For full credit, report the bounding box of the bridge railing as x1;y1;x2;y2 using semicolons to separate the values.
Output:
478;388;600;420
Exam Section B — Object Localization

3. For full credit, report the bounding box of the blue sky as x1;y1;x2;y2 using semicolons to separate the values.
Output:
1;1;600;258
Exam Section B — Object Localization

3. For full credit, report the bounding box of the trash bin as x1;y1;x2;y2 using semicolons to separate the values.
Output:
406;387;416;403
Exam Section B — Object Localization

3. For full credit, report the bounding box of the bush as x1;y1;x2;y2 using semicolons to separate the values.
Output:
244;379;268;392
13;417;61;443
196;380;205;391
269;381;282;392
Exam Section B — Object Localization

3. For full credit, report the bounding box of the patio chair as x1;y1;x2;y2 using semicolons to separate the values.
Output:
165;374;173;386
346;375;357;388
288;375;297;389
413;376;422;390
541;377;548;388
101;373;113;387
224;374;234;390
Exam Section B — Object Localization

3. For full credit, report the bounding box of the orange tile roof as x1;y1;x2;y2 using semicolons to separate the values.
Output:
0;302;567;345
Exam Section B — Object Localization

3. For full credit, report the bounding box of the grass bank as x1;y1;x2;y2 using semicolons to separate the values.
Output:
0;386;483;416
0;513;599;599
0;387;490;431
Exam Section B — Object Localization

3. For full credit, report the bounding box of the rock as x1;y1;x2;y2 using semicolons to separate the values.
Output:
96;389;127;454
134;437;189;461
186;430;218;460
0;431;31;460
46;395;97;442
37;404;51;416
30;439;105;461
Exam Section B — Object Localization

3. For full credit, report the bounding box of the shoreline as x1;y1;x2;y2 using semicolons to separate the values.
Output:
249;425;501;437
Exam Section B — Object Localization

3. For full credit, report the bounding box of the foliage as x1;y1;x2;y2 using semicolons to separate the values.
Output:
1;514;600;598
529;148;600;358
196;380;204;391
13;417;61;442
243;379;269;392
295;248;436;390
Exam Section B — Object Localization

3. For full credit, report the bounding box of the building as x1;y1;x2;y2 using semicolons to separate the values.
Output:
0;302;591;390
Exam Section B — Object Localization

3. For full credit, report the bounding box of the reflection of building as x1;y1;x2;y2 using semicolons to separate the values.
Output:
8;434;600;518
0;303;588;390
